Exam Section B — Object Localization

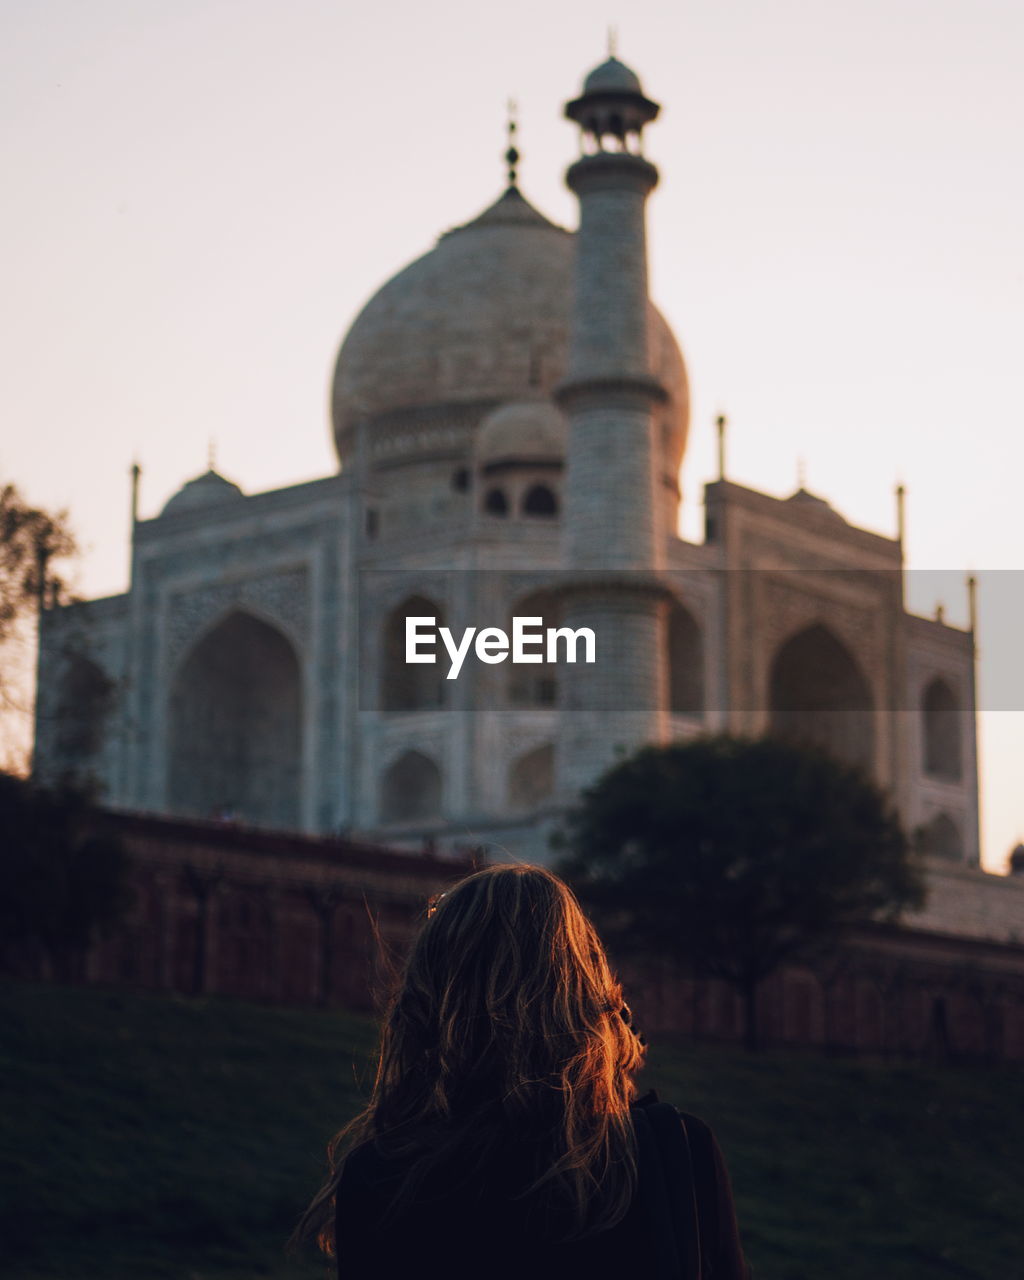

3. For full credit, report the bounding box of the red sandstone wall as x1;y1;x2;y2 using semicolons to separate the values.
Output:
37;810;1024;1064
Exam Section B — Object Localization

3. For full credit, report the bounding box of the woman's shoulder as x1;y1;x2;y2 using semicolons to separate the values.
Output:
632;1091;751;1279
336;1137;403;1207
632;1090;713;1138
631;1092;724;1183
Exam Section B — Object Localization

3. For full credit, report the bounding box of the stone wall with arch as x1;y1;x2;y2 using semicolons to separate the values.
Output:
379;748;443;824
509;742;555;810
506;588;563;709
917;811;963;861
921;676;963;781
167;609;303;830
768;622;875;771
380;594;447;712
666;596;704;718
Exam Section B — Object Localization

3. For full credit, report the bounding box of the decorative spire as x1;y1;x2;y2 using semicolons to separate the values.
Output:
797;457;807;489
608;25;618;57
715;413;727;480
207;438;217;472
130;460;141;525
505;99;520;189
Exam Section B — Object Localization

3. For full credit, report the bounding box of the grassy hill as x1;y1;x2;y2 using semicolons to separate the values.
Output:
2;979;1020;1279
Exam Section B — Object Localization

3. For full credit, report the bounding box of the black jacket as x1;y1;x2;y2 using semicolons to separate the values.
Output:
334;1094;750;1279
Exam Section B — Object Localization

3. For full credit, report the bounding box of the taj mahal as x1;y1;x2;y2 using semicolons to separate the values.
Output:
34;53;980;870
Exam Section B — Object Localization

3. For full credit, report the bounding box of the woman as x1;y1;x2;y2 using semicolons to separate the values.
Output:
297;863;749;1279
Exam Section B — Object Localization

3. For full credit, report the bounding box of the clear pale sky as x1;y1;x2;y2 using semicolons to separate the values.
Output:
3;0;1021;870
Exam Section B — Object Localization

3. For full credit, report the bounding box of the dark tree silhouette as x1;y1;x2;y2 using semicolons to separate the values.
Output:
0;483;79;765
556;735;925;1050
0;773;132;981
0;482;76;636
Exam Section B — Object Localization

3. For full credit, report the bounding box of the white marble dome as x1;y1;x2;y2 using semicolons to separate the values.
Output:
330;185;689;478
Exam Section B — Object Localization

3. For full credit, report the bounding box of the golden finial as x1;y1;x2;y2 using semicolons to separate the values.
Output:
608;25;618;57
207;438;216;472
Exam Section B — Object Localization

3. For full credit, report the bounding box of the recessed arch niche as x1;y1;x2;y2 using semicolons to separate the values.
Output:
667;600;703;718
507;590;562;708
509;743;555;810
381;595;446;711
167;610;303;829
522;484;559;517
379;750;442;824
768;623;874;770
922;677;962;781
918;811;963;861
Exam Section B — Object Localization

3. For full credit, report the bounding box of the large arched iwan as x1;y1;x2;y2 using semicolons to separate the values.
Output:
167;610;303;829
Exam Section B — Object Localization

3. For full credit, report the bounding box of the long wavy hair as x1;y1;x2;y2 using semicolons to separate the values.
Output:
296;862;646;1254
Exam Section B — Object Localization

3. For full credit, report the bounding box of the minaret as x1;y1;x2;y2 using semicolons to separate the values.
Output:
555;54;670;795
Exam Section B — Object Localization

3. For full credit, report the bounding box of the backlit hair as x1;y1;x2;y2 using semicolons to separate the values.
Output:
296;862;646;1254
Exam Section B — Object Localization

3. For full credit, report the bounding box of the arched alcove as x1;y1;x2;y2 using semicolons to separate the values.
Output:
522;484;558;517
381;595;445;711
484;487;508;516
667;600;703;717
168;610;302;829
922;677;962;781
507;590;562;708
379;750;442;824
768;624;874;770
509;743;555;810
918;812;962;861
53;649;116;766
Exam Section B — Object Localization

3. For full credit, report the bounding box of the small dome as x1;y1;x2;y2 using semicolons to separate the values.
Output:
583;57;643;95
477;400;567;466
161;469;244;517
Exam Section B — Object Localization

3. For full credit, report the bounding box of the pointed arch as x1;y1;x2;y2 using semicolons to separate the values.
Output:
168;609;302;828
922;677;962;781
522;484;559;518
507;589;561;708
381;595;446;711
379;750;442;824
918;812;962;862
509;743;555;810
53;649;116;766
667;600;704;718
484;487;508;516
768;623;874;770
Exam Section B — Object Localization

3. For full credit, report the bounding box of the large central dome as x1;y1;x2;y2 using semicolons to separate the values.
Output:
330;185;689;478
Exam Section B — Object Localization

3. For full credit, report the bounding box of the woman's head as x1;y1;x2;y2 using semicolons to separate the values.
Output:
301;863;645;1252
376;863;644;1133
